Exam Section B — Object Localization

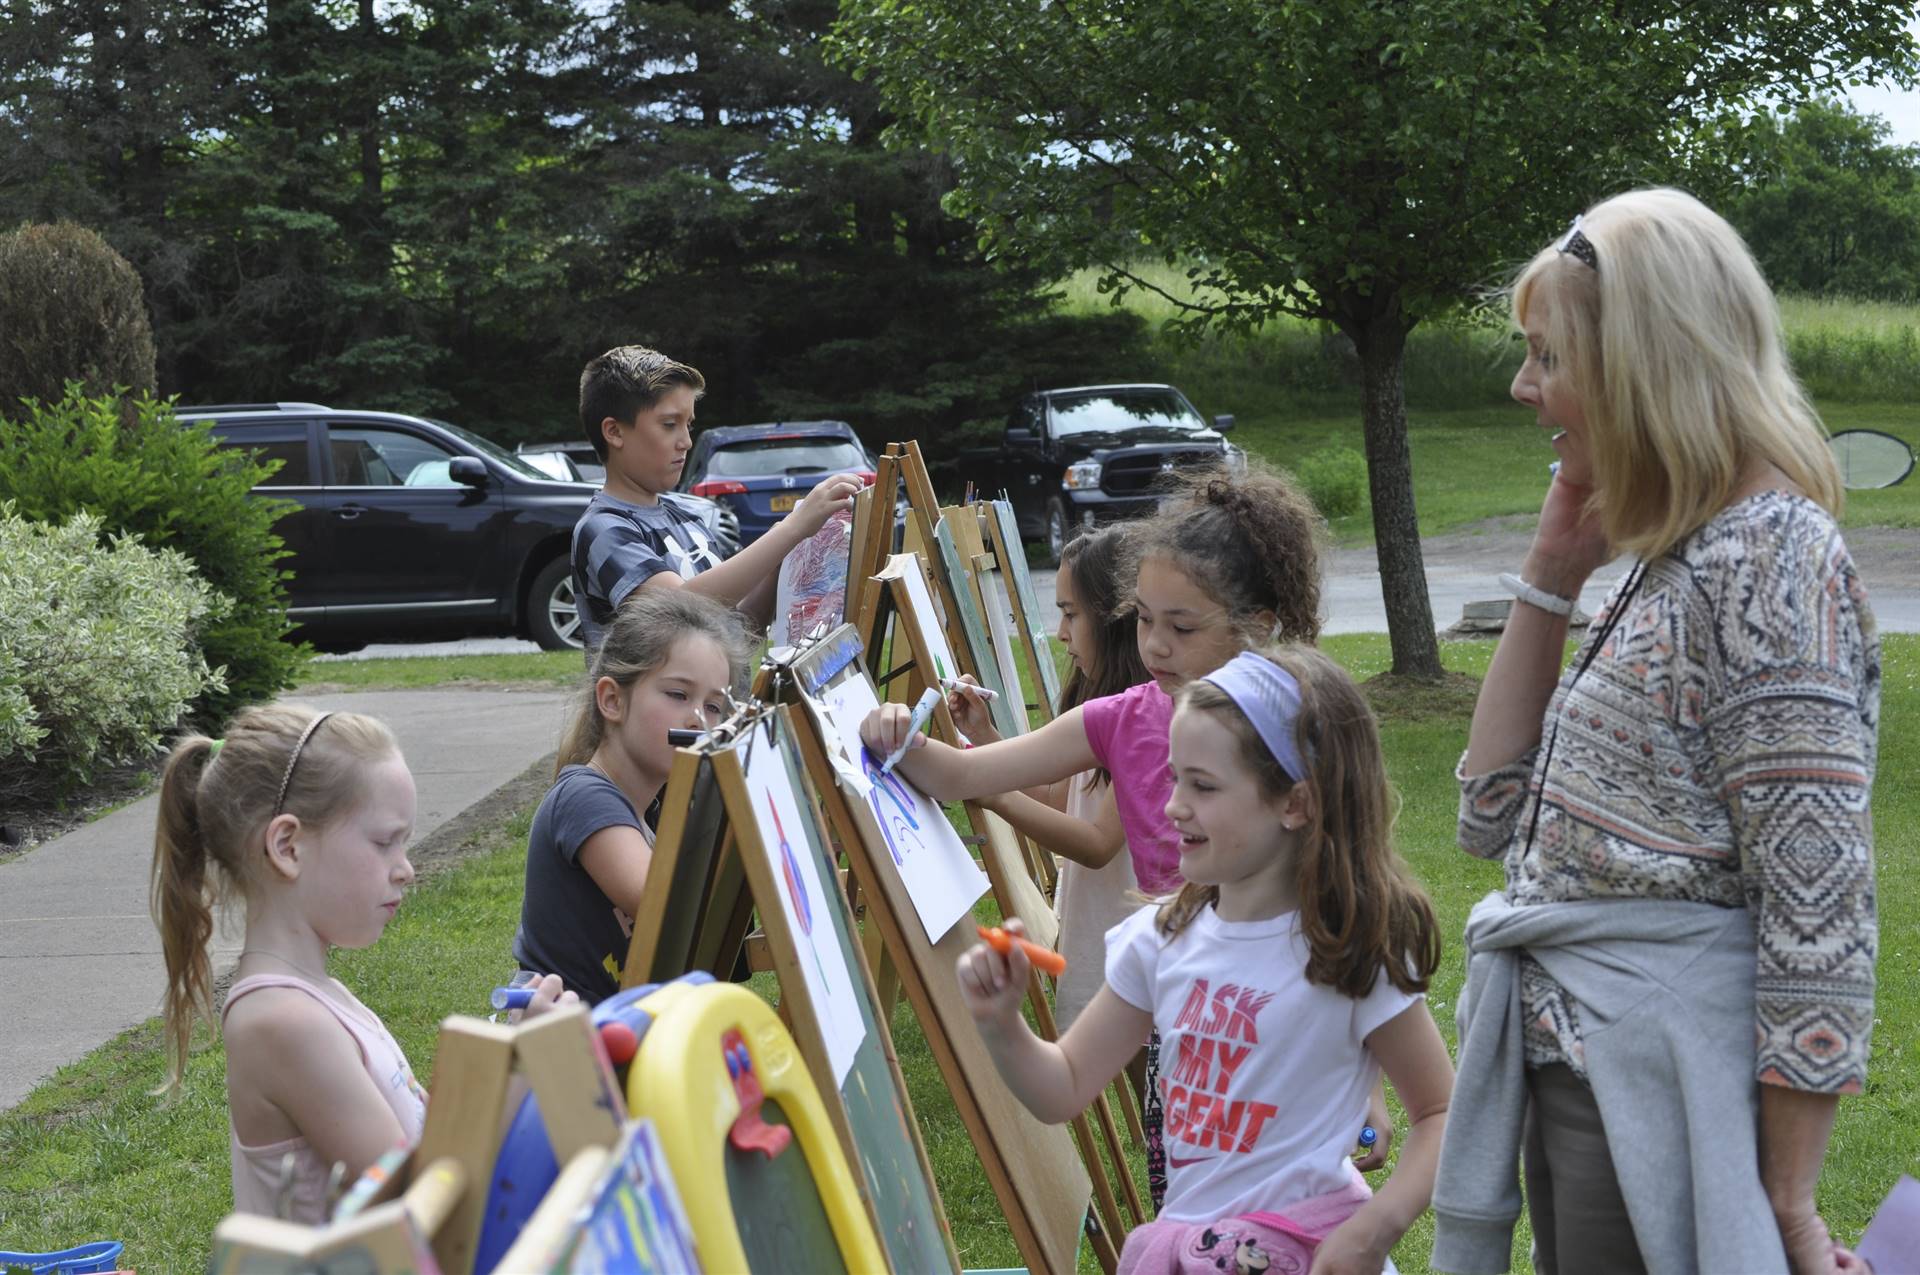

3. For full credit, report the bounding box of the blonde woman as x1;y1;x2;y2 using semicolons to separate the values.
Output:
1433;189;1879;1275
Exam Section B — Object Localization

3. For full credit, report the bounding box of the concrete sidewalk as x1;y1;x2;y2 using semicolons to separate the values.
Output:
0;687;570;1112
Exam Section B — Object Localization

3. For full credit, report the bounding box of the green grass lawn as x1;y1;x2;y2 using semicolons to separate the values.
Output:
1225;402;1920;547
293;648;584;693
3;636;1914;1271
1051;261;1920;545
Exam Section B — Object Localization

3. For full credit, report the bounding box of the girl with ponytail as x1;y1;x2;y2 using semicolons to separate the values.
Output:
150;704;574;1224
513;588;750;1004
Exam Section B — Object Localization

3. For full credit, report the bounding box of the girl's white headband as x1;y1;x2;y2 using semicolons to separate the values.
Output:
1200;652;1313;783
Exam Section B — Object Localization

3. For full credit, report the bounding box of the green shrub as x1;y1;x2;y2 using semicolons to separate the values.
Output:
0;505;226;804
0;222;157;410
0;390;301;723
1293;445;1368;520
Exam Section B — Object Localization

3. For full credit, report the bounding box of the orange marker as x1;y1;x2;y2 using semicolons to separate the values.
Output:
976;924;1067;976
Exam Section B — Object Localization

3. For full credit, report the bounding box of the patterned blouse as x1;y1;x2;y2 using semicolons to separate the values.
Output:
1457;491;1880;1095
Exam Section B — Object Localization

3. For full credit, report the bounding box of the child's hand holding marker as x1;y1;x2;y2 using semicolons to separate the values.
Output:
957;916;1046;1027
977;924;1066;975
876;687;943;775
941;675;999;743
489;971;578;1024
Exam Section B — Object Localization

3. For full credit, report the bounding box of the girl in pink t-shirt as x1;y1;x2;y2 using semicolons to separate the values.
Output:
861;467;1324;899
957;646;1454;1275
946;525;1150;1032
151;704;575;1224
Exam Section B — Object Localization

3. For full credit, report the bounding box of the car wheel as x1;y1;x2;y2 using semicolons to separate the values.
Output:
1044;497;1073;567
528;556;584;651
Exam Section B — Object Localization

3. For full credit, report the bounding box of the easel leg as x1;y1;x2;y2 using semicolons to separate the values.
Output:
1032;973;1130;1268
1068;1114;1125;1274
1092;1090;1146;1227
1114;1067;1148;1155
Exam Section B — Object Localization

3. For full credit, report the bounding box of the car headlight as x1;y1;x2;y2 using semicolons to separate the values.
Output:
1224;442;1248;476
1062;459;1103;490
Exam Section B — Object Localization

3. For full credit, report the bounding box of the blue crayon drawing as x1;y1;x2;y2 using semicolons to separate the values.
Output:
861;745;924;866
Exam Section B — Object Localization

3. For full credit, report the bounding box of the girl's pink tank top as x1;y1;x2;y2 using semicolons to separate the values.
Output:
221;974;428;1224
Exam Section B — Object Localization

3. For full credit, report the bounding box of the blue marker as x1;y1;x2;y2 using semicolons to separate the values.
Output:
490;986;536;1012
1358;1125;1378;1153
879;687;942;775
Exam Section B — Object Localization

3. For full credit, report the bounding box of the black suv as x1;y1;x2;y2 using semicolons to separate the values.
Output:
961;383;1243;563
184;403;727;652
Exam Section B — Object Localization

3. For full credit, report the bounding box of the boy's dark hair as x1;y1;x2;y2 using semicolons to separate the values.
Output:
578;346;707;462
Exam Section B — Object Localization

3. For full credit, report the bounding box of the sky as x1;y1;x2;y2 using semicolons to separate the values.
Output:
1847;78;1920;145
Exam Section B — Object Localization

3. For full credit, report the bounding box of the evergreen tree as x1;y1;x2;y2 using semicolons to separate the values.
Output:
0;0;1135;452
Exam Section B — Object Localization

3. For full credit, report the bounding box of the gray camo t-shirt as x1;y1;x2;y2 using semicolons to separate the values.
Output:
570;490;726;648
512;765;649;1004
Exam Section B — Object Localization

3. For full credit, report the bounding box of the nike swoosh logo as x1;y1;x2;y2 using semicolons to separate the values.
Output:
1167;1153;1214;1168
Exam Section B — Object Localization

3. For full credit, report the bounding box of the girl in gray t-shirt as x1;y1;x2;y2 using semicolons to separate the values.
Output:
512;590;750;1002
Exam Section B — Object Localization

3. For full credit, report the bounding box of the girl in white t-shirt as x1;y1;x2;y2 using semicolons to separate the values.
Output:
958;644;1454;1275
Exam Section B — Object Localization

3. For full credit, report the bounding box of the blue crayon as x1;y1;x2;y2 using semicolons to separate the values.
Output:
490;986;536;1012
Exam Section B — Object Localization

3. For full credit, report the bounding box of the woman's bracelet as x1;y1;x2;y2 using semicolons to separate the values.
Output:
1498;572;1576;617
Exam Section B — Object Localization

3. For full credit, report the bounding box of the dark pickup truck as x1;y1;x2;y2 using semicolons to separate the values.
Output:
961;383;1244;563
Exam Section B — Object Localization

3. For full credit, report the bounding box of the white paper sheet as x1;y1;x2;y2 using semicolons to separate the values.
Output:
742;735;866;1085
811;674;988;944
896;558;961;686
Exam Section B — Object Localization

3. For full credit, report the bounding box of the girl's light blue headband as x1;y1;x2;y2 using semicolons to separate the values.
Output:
1201;651;1313;783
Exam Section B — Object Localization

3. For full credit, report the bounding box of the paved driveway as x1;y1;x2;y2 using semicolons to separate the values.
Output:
0;688;569;1111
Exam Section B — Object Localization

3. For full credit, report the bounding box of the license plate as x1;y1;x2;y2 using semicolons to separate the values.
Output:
770;493;799;512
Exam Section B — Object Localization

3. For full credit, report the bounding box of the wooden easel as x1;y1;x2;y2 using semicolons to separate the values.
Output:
619;696;959;1274
817;445;1148;1223
846;448;901;647
773;627;1146;1271
866;550;1146;1217
982;497;1064;722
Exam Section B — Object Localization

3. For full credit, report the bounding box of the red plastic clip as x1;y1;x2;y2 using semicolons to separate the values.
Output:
722;1029;791;1160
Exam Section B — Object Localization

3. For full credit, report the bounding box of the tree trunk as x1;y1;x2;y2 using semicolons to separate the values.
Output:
1353;316;1444;679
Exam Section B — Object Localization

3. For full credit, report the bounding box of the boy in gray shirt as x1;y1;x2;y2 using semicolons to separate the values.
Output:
571;345;863;648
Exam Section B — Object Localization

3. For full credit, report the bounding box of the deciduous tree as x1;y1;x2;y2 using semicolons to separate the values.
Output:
836;0;1917;676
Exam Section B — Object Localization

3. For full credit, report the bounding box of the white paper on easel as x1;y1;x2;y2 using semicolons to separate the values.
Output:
979;566;1025;736
742;734;865;1085
895;558;961;686
813;675;988;944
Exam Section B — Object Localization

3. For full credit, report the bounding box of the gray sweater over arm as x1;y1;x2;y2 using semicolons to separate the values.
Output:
1430;890;1788;1275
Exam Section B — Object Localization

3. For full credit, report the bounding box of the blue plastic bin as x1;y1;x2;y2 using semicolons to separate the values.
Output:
0;1242;125;1274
